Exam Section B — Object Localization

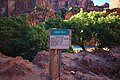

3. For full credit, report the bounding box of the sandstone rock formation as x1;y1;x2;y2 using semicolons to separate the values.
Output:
0;0;55;25
0;0;35;17
0;47;120;80
47;0;94;10
27;0;55;26
0;53;49;80
110;0;120;9
33;47;120;80
47;0;109;11
0;0;54;16
0;0;109;25
0;0;109;17
32;50;49;69
106;8;120;16
64;12;73;20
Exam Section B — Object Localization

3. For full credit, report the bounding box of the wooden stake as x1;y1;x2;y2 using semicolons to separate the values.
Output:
49;49;58;80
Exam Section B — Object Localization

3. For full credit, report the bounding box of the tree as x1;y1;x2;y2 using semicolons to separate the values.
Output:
0;14;48;61
69;9;120;47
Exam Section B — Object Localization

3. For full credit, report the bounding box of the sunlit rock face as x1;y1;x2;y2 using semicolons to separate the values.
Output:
110;0;120;9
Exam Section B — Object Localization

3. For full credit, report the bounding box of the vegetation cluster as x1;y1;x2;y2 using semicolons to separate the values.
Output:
0;8;120;61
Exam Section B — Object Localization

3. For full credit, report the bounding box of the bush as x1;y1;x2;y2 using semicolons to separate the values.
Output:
43;9;120;48
0;14;48;61
69;10;120;47
43;16;64;29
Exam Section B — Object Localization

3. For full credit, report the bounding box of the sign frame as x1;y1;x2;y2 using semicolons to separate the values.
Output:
49;29;71;49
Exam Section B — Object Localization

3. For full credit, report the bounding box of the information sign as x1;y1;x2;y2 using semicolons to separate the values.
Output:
49;29;71;49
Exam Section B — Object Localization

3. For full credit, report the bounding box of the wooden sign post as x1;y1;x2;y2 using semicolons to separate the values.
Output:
49;49;58;80
49;29;71;80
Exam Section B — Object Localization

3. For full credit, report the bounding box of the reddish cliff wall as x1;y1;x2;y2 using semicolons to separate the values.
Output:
47;0;109;11
0;0;54;17
0;0;109;25
0;0;109;17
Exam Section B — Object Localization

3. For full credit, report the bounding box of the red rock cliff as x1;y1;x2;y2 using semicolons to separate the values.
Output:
0;0;54;17
0;0;55;25
47;0;109;11
0;0;109;17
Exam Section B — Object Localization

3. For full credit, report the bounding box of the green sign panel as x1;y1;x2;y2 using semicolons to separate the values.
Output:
51;29;69;35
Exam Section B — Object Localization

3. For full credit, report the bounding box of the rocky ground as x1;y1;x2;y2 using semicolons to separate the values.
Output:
0;53;49;80
0;47;120;80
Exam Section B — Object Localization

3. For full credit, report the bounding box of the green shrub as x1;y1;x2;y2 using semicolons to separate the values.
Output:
69;10;120;47
43;9;120;48
0;14;48;61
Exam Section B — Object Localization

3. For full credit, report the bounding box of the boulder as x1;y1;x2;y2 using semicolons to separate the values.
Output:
32;50;49;69
0;46;119;80
33;47;120;80
0;53;49;80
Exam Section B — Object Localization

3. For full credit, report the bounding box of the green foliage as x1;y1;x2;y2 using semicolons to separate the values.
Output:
59;8;68;19
42;9;120;48
43;16;64;29
69;10;120;47
0;14;48;61
69;6;80;14
56;6;80;19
